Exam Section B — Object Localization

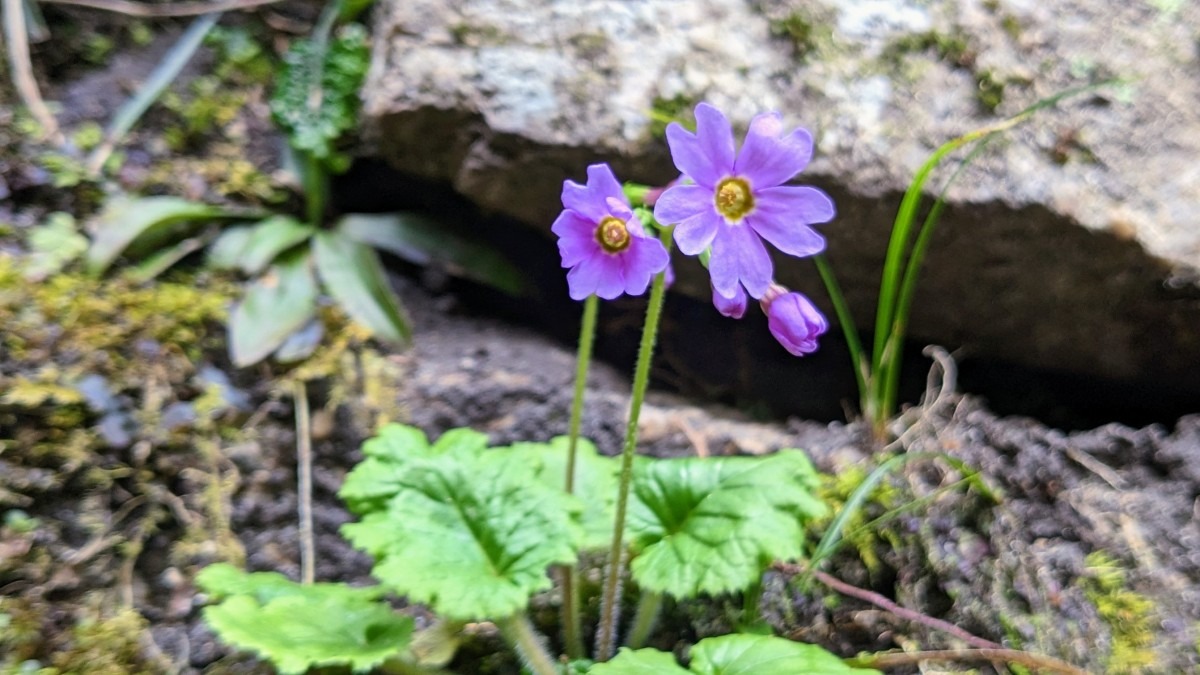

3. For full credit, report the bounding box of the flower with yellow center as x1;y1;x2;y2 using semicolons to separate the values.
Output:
653;103;836;304
552;164;669;301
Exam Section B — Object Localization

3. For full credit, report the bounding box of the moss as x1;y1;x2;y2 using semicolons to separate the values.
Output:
1081;551;1157;672
769;12;832;62
974;70;1006;113
648;94;699;140
812;465;906;575
884;29;1009;112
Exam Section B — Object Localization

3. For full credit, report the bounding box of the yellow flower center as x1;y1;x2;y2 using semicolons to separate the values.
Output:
715;177;754;222
596;216;631;253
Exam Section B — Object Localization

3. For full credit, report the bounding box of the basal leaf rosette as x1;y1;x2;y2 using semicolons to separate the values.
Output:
591;634;879;674
339;424;489;515
197;564;412;675
626;451;827;599
342;447;582;621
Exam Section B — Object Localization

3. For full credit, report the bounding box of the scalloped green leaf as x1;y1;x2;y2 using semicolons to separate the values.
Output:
227;251;318;368
342;448;580;621
197;564;411;675
590;635;878;675
312;230;412;345
689;634;879;674
495;437;619;550
589;647;690;674
339;424;489;515
627;451;827;599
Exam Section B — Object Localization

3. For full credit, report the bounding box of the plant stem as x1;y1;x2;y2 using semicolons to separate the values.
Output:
4;0;63;145
560;292;599;659
293;379;315;584
812;254;868;410
595;230;673;661
624;592;662;649
495;613;560;675
303;151;329;227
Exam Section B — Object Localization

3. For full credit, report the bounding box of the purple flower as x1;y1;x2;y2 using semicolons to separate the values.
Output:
552;164;670;301
764;290;827;356
653;103;835;300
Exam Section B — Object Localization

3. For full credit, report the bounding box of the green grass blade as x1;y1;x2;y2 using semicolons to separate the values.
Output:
813;253;868;403
86;12;222;176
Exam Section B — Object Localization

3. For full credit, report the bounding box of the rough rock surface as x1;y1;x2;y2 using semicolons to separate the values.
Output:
362;0;1200;397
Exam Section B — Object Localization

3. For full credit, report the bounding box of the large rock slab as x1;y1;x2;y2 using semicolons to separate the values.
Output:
361;0;1200;394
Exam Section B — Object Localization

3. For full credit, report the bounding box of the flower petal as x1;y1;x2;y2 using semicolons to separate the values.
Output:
712;283;748;319
552;211;600;267
620;236;670;296
664;103;735;188
654;184;712;225
573;253;626;301
748;186;835;257
735;112;813;188
562;163;628;222
709;224;772;299
672;208;723;256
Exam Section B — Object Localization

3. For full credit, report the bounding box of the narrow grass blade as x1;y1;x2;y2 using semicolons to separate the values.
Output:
86;11;222;176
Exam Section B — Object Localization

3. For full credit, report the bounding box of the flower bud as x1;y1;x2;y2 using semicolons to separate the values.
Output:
712;284;747;319
763;291;827;356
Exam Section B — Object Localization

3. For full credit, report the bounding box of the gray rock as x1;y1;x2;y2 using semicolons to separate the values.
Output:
362;0;1200;393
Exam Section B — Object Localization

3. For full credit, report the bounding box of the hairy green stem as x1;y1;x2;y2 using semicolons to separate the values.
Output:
624;592;662;650
595;230;673;661
496;613;559;675
560;292;599;659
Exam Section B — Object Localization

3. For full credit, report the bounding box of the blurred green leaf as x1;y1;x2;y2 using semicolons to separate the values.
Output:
626;451;827;599
228;251;318;367
218;215;314;275
338;212;526;295
312;230;411;345
272;318;324;364
197;563;412;675
86;196;230;275
589;648;689;674
24;213;88;281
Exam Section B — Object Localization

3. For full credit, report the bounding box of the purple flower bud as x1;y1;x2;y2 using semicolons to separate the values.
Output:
763;291;827;356
712;283;748;319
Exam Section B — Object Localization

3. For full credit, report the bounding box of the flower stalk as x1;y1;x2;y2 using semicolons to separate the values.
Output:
560;292;599;659
495;613;559;675
595;227;673;661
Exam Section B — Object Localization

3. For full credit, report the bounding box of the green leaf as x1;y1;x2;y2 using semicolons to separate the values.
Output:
689;634;879;675
589;636;878;675
494;437;619;550
24;213;88;280
589;648;690;674
197;564;412;675
339;424;489;515
207;225;255;270
85;196;228;275
240;215;315;275
270;19;369;166
342;446;580;621
627;451;827;599
272;319;324;364
338;212;526;296
312;230;412;345
228;251;318;367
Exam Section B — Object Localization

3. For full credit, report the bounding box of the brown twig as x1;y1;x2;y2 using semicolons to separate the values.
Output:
776;562;1088;674
849;648;1088;675
38;0;283;18
4;0;63;144
780;562;1001;650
